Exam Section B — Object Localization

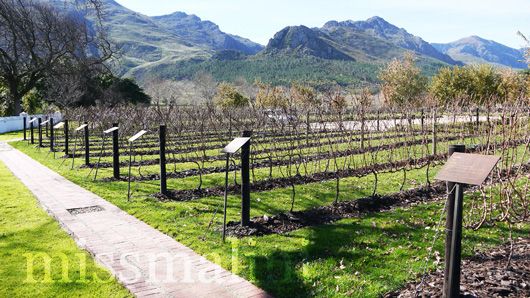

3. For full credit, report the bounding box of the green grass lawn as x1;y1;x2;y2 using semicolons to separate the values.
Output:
0;130;23;141
0;161;131;297
10;140;530;297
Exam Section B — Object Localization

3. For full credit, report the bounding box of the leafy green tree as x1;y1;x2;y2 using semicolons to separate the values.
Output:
497;69;526;103
379;53;428;107
214;82;249;108
22;88;45;114
468;64;501;106
430;66;472;106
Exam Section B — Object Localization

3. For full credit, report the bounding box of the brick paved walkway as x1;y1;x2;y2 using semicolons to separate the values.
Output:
0;141;270;298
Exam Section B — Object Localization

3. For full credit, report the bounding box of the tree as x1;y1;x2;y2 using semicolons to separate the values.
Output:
468;64;501;106
0;0;113;115
379;52;428;107
213;82;249;108
430;66;472;107
255;83;288;109
45;74;150;108
193;71;217;103
497;69;526;103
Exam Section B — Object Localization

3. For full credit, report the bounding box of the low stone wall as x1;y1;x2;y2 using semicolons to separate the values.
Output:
0;113;62;134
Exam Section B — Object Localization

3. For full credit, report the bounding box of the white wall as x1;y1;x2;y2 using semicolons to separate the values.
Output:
0;113;62;134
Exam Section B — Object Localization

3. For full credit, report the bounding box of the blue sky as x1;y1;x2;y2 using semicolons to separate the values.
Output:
114;0;530;48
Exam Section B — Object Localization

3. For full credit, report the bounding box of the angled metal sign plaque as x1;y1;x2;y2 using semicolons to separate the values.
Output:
75;124;88;131
221;137;250;154
104;127;119;134
435;153;500;186
128;130;148;142
53;122;64;129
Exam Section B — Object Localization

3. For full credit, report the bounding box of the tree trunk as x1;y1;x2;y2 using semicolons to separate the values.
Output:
7;82;23;115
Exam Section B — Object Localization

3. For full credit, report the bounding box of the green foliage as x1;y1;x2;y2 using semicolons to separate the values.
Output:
214;82;249;108
379;53;428;107
143;55;446;90
430;64;526;106
22;88;45;114
78;75;151;107
430;66;472;106
108;77;151;105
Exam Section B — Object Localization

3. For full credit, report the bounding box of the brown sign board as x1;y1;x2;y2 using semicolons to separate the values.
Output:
221;137;250;154
435;153;500;186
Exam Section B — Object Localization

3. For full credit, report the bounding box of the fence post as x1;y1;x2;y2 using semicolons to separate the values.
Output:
84;122;90;166
443;144;466;297
447;183;465;298
38;117;42;147
159;125;167;195
30;119;34;144
112;123;120;179
475;107;479;131
241;130;252;226
64;120;69;156
23;117;27;140
45;116;49;137
50;118;54;152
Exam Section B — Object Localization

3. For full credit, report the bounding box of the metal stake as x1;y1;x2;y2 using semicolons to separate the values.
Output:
241;130;252;226
84;122;90;166
64;120;69;156
112;123;120;179
127;142;133;201
447;183;465;298
443;144;465;297
222;153;230;242
50;118;54;152
30;119;34;144
23;117;27;140
38;117;42;148
159;125;168;195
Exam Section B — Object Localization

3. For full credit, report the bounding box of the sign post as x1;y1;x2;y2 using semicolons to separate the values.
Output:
29;118;37;145
64;120;69;156
443;145;465;296
52;121;64;159
38;117;42;147
241;131;252;226
49;118;54;152
84;122;90;166
221;135;251;242
435;152;500;298
127;130;148;201
112;123;120;179
70;123;88;170
159;125;168;195
92;126;118;180
22;115;27;140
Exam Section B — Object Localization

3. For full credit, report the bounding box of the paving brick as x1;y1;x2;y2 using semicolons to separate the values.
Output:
0;141;270;298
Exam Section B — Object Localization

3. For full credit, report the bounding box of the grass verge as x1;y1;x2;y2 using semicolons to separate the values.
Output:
10;140;530;297
0;160;130;297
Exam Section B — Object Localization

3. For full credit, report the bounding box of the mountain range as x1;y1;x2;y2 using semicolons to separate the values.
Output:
83;0;527;85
